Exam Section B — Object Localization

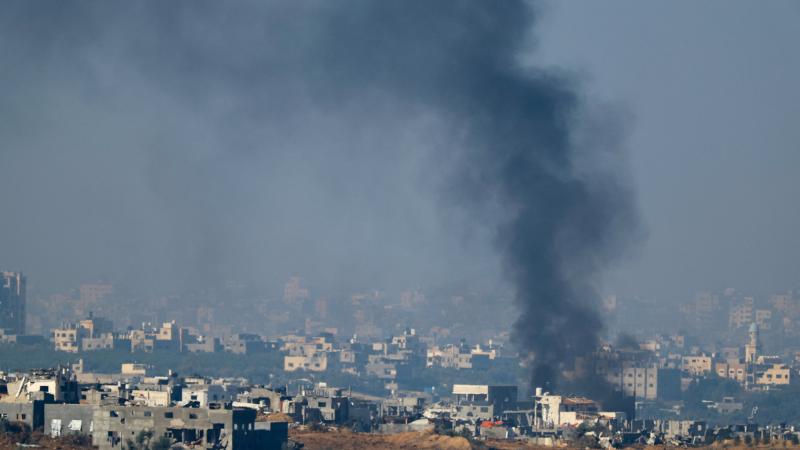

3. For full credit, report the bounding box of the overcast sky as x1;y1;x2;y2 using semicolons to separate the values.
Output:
538;1;800;300
0;1;797;302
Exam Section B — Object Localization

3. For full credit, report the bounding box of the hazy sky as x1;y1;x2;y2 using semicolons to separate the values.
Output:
538;1;800;299
0;1;797;302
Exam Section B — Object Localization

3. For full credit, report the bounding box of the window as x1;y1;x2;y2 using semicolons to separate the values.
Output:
144;411;152;417
480;407;489;413
165;412;174;418
318;402;327;408
189;413;198;419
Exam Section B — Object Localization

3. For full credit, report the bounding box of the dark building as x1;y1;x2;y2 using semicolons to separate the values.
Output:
0;271;26;335
0;400;45;430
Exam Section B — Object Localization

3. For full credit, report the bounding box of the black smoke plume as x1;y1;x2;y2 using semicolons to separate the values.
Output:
0;1;639;387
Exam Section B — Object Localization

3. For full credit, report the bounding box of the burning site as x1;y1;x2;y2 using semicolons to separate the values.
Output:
1;0;798;449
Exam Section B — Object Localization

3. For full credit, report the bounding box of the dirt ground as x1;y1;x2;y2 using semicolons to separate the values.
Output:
288;429;800;450
289;429;472;450
0;432;93;450
2;429;795;450
289;428;556;450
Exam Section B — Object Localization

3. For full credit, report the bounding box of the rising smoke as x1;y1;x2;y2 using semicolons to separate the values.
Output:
0;1;639;387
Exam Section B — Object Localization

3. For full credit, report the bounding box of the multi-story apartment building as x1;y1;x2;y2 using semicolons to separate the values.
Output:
0;271;26;335
714;359;747;383
682;355;713;376
756;364;791;386
728;297;754;330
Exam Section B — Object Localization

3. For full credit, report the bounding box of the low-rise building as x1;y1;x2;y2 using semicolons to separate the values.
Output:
44;404;284;450
756;364;791;386
714;360;746;383
182;383;237;407
224;334;265;355
537;395;599;428
452;385;517;417
682;355;713;376
52;325;82;353
284;353;328;372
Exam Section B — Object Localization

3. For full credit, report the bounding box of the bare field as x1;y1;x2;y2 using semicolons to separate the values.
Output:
289;429;555;450
288;430;800;450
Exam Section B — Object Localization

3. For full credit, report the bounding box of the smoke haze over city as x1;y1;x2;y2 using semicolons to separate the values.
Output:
2;1;798;303
2;3;800;446
2;0;799;378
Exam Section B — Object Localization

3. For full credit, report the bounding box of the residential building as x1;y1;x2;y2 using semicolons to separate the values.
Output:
51;315;118;352
182;384;236;407
608;367;680;401
682;355;713;376
537;394;599;428
53;324;83;353
224;334;265;355
728;297;754;330
0;271;26;335
452;385;517;417
715;360;747;383
756;364;791;386
755;309;772;331
79;283;113;304
284;353;328;372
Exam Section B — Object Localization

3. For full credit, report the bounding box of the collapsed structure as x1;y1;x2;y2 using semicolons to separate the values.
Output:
0;365;287;450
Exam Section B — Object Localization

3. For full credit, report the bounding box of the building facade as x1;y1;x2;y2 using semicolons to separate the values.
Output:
0;271;26;335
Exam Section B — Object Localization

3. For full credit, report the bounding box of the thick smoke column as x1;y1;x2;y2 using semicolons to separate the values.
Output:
456;21;637;388
313;1;641;387
0;1;638;385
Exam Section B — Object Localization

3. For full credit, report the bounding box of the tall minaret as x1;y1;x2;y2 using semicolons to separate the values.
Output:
745;322;760;363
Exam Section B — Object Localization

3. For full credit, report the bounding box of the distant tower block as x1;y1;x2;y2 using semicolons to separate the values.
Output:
0;271;27;335
745;322;761;363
